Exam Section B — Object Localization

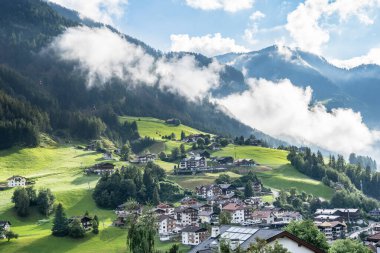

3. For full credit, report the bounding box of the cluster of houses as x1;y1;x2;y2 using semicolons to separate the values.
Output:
312;208;361;241
176;153;256;174
112;199;326;252
112;191;303;246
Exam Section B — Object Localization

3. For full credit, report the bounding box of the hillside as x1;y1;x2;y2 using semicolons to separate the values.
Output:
121;116;334;199
0;143;190;253
216;45;380;126
0;0;286;151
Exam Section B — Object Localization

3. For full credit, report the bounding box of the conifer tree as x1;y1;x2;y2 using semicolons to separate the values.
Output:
52;203;69;237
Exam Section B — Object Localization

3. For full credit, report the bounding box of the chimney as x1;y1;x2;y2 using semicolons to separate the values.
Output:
211;226;220;238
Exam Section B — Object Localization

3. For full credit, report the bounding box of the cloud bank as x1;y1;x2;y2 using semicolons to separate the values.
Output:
185;0;254;12
170;33;249;57
217;78;380;157
49;27;380;160
47;0;128;24
330;47;380;69
286;0;380;53
49;27;223;100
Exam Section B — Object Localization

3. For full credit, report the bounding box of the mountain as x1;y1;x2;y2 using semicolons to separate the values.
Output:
0;0;284;149
216;46;380;127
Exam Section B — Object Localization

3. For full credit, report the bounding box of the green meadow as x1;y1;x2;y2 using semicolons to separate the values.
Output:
0;145;189;253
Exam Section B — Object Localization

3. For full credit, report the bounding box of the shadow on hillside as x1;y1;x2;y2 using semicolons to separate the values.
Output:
17;232;95;253
73;151;99;158
70;175;99;186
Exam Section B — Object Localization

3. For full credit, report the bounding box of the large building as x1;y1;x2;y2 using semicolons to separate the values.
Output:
189;226;324;253
7;176;26;187
181;226;209;246
315;221;347;241
179;156;207;170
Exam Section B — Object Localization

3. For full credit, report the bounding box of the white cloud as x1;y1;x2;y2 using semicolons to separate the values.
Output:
249;11;265;21
185;0;254;12
47;0;128;24
217;78;380;157
49;27;223;101
170;33;249;57
329;47;380;69
243;10;266;45
286;0;380;53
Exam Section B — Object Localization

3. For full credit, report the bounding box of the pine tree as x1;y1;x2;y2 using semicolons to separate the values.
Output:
180;131;186;140
152;184;160;205
52;203;69;237
92;219;99;234
244;180;254;198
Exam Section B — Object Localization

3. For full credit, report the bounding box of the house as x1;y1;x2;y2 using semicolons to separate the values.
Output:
179;156;207;170
249;210;276;224
158;215;177;236
7;176;27;187
85;163;115;176
216;157;234;165
315;221;347;241
199;150;211;158
275;211;303;223
69;216;93;230
136;154;156;163
218;184;236;196
103;152;113;160
198;211;214;224
189;225;325;253
234;159;255;167
314;215;342;223
370;209;380;218
0;221;11;239
180;197;199;206
192;203;213;213
222;203;245;224
181;226;209;246
183;134;207;143
209;143;221;151
314;208;360;222
253;181;262;193
175;206;199;226
165;118;181;126
156;203;175;215
195;185;222;199
244;197;263;207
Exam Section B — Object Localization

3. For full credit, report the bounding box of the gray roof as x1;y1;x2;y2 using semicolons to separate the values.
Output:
189;226;282;253
181;226;208;233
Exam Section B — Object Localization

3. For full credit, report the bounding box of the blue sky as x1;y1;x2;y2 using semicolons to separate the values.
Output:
49;0;380;65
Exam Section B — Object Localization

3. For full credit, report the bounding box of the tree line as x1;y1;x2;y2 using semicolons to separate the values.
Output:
12;187;55;217
287;148;379;212
92;163;185;208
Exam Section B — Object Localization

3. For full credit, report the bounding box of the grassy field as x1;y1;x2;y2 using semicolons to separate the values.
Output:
120;116;205;141
212;145;289;167
0;145;189;253
212;144;333;199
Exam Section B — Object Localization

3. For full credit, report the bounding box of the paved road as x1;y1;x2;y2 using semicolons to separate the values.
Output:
349;221;376;239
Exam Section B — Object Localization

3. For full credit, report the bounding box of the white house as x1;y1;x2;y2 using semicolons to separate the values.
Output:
7;176;26;187
158;215;177;236
181;226;209;246
249;210;276;224
222;203;245;224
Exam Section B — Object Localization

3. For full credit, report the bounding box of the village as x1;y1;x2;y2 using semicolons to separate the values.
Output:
2;127;380;252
